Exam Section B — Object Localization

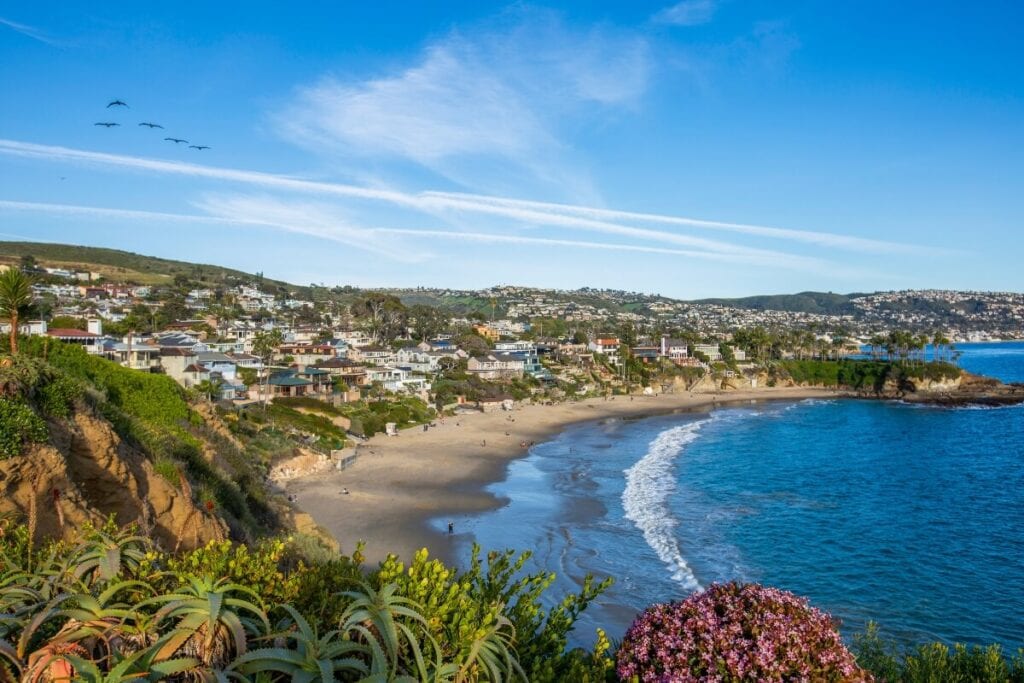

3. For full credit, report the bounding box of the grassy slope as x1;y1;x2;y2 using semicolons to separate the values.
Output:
0;241;292;290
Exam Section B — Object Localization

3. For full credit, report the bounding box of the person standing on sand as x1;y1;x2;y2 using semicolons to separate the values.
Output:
448;521;454;534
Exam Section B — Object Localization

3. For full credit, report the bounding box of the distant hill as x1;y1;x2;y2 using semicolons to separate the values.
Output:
0;241;293;290
691;291;863;315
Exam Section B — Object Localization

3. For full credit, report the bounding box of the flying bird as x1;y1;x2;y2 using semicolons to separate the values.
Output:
138;122;163;129
164;137;188;144
107;99;128;108
94;122;120;127
189;145;210;150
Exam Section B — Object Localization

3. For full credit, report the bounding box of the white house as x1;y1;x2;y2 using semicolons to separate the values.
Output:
467;353;525;380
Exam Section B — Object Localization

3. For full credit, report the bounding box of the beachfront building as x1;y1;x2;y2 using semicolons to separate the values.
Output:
467;353;526;380
365;366;430;393
396;347;448;373
494;341;554;380
348;344;395;366
693;343;747;363
660;336;690;362
316;357;369;387
588;336;622;366
266;368;331;398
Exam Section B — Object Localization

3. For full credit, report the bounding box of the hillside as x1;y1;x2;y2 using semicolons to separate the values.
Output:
0;240;294;291
0;339;285;546
691;291;862;315
5;241;1022;335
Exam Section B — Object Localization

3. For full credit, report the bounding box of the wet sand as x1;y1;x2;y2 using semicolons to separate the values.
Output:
287;387;838;566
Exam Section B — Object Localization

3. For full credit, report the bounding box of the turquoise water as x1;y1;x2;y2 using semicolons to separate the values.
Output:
442;342;1024;649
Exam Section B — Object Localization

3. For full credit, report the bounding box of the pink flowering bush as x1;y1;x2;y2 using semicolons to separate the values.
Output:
616;582;870;682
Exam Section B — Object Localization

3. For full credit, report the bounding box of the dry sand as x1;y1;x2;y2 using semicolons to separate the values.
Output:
287;386;838;566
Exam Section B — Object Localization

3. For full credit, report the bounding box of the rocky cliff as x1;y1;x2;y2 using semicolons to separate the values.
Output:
0;408;227;551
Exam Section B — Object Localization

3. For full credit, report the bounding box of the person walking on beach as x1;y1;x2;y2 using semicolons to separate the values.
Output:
447;521;454;535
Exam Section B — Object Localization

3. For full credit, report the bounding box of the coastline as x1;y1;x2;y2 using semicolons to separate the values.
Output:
287;386;838;566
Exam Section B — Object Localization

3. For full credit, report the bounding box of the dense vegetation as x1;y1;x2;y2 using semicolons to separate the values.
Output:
0;524;614;682
695;291;861;315
10;337;277;537
617;583;867;681
270;395;434;438
777;359;961;391
1;523;1020;682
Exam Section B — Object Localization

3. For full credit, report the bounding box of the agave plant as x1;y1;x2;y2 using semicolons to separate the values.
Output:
230;604;371;682
51;641;201;683
71;533;151;585
148;575;270;669
338;582;435;681
452;613;524;683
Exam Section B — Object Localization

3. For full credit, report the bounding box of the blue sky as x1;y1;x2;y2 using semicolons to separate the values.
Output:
1;1;1022;298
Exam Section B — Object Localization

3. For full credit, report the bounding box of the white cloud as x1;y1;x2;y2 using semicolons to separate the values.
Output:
0;198;859;273
654;0;718;27
0;17;60;46
276;11;650;196
0;139;922;262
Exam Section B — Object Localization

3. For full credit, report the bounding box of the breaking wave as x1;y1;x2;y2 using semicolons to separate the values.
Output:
622;419;712;591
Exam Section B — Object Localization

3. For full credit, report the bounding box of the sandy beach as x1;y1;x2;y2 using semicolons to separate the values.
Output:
287;386;838;566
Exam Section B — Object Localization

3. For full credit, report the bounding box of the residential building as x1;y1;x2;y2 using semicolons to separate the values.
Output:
631;346;661;364
99;339;161;371
494;341;553;380
467;353;525;380
472;323;501;341
588;337;621;365
46;328;101;353
660;336;690;362
348;344;394;366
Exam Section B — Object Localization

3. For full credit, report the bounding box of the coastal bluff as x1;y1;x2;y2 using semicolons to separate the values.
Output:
0;409;227;550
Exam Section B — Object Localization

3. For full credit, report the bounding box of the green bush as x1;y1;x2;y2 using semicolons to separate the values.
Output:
853;622;1024;682
778;359;963;393
36;373;83;418
0;398;48;458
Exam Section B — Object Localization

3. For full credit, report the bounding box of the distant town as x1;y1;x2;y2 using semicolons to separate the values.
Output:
1;245;1021;408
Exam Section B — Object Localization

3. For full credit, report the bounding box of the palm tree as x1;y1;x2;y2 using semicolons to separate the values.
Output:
194;378;224;403
0;268;34;354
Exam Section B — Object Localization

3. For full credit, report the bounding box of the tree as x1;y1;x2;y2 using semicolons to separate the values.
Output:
252;328;284;410
48;315;87;330
19;254;37;272
350;294;406;344
195;377;224;403
407;304;449;342
0;268;34;354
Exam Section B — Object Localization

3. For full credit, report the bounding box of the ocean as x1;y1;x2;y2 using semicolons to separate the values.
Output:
439;342;1024;649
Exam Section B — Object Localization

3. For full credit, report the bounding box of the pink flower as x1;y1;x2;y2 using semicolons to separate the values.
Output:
616;582;871;682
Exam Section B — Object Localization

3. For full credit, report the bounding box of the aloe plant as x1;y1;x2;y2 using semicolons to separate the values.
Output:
230;604;371;681
338;582;435;681
147;575;270;669
71;533;151;585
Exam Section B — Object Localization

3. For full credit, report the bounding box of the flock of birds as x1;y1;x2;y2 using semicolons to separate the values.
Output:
94;99;210;150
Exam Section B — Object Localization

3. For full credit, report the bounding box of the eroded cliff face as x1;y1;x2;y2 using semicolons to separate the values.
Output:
0;411;226;551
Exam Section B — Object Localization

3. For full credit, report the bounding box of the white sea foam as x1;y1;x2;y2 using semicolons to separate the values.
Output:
622;419;711;591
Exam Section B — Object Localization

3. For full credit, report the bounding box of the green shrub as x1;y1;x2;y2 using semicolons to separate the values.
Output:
37;373;83;417
0;398;47;458
852;622;1024;683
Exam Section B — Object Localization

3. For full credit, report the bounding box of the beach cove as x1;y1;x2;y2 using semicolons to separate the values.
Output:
286;386;836;565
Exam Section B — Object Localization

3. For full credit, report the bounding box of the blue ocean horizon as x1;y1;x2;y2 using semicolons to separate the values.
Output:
440;342;1024;650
